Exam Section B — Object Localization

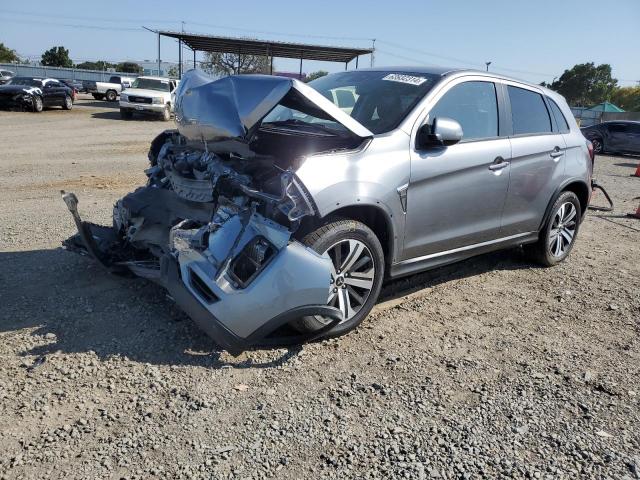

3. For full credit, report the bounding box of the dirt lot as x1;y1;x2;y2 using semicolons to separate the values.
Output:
1;97;639;480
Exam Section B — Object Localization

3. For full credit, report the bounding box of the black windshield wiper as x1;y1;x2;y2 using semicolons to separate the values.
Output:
261;119;342;137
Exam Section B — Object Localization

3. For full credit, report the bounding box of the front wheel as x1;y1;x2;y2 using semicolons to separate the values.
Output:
528;191;581;267
291;219;385;337
161;105;171;121
62;95;73;110
32;96;43;112
591;136;604;154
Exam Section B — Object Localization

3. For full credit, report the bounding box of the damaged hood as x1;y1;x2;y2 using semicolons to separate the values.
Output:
174;69;372;150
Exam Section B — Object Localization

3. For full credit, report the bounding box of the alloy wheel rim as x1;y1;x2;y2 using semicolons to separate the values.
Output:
323;239;375;323
592;138;602;153
65;97;72;108
548;202;577;257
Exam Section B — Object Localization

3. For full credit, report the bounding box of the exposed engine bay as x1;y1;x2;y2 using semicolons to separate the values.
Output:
62;70;373;355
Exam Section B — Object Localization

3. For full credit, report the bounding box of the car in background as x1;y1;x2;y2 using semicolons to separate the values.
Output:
56;78;82;103
57;78;83;101
83;75;135;101
119;76;178;121
0;69;15;85
581;121;640;155
0;77;73;112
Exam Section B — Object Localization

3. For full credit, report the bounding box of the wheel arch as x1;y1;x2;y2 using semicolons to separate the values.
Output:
298;203;395;268
539;179;590;231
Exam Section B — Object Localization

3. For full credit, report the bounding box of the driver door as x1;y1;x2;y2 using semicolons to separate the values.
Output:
403;79;511;260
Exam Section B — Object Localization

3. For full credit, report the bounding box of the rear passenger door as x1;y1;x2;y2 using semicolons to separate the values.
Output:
500;84;567;236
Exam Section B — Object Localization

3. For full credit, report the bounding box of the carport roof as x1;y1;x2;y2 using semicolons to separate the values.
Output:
157;30;373;63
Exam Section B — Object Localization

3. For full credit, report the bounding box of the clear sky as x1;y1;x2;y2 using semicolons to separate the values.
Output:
1;0;639;86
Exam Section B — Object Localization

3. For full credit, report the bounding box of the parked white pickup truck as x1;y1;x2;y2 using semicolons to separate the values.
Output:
83;75;135;102
119;76;179;121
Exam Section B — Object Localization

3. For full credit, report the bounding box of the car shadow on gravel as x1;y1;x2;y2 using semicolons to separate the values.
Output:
0;246;535;369
0;248;301;369
91;111;168;122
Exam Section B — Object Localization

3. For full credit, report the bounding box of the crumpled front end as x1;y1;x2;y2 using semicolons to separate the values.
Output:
62;129;342;355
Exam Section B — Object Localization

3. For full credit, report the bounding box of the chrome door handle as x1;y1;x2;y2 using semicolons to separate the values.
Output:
489;157;510;171
550;148;564;158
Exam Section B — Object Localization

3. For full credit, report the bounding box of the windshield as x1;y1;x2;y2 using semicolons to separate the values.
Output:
7;77;43;87
264;71;439;135
131;78;170;92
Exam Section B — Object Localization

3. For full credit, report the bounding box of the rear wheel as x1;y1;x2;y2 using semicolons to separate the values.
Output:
291;219;384;337
62;95;73;110
105;90;117;102
528;191;581;266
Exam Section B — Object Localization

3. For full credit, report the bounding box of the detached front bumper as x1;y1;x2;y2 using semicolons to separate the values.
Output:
61;193;341;355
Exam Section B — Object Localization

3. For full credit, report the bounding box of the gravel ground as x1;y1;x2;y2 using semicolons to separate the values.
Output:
1;97;639;480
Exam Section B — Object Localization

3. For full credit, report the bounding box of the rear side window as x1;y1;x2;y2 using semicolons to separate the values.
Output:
508;86;551;135
548;98;570;133
428;81;498;141
608;123;627;133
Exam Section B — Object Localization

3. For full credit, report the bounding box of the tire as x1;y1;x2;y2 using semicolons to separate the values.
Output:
591;136;604;154
32;96;43;113
161;105;171;121
120;108;133;120
92;93;104;100
62;95;72;110
105;90;117;102
290;218;385;337
528;191;581;267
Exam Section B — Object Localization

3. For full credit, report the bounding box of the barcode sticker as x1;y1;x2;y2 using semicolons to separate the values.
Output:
382;74;428;86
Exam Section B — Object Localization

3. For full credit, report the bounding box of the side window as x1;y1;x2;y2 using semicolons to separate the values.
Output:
548;98;570;133
508;86;552;135
428;81;498;141
608;123;627;133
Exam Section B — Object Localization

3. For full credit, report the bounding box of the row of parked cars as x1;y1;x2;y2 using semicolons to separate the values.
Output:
0;71;179;120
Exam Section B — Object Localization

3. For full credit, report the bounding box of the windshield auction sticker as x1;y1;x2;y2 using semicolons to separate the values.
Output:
382;73;428;86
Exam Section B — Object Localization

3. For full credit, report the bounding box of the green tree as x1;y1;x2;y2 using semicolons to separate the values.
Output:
167;66;179;78
202;52;271;76
75;60;116;71
0;43;19;63
116;62;143;74
610;86;640;112
41;46;73;68
305;70;328;82
548;63;618;107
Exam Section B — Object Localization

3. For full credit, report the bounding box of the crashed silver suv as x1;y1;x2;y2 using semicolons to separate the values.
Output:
62;67;592;355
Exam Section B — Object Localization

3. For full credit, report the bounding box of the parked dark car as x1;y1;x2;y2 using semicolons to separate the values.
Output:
581;121;640;155
0;77;74;112
57;78;83;101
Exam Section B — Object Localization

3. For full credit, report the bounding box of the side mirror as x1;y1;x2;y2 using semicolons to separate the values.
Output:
417;117;463;149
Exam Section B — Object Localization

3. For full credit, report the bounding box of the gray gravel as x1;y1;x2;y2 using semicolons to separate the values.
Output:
1;97;639;479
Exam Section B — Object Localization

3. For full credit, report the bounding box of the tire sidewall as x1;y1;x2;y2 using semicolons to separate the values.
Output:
303;220;385;337
33;96;43;112
591;136;603;153
162;105;171;121
540;191;581;265
63;95;72;110
106;90;117;102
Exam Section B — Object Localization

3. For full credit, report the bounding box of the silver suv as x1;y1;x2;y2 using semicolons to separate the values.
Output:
62;68;592;354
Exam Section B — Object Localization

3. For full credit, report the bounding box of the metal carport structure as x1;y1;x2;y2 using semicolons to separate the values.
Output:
152;30;374;78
